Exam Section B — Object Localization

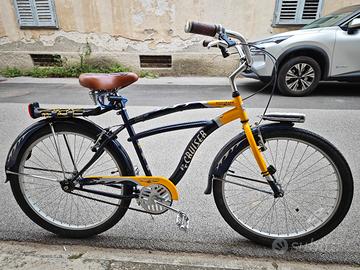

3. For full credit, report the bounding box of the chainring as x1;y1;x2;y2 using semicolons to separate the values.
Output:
138;184;172;214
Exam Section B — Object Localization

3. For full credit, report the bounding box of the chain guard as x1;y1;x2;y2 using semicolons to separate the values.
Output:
139;184;172;214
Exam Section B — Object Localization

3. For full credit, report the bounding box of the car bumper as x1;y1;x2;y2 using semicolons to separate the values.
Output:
241;68;272;82
241;53;274;82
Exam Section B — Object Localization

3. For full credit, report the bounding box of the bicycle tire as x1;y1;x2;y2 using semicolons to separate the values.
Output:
212;125;353;247
10;120;133;238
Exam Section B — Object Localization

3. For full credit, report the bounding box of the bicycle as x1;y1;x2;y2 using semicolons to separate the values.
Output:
5;21;353;247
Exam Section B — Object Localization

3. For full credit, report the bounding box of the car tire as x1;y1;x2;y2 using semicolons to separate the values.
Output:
277;56;321;96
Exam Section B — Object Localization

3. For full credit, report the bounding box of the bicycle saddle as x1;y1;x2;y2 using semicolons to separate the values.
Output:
79;72;138;91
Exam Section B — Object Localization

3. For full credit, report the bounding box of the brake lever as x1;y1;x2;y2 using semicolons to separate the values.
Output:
202;39;230;58
206;40;228;49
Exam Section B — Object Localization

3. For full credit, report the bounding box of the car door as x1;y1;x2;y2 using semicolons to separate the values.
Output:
331;15;360;78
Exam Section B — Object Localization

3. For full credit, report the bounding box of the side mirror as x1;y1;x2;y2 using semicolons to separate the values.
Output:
348;18;360;30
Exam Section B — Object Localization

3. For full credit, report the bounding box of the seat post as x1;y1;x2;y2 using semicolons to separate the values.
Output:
118;103;153;176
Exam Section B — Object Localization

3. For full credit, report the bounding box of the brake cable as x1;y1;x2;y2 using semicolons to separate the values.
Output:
229;43;278;124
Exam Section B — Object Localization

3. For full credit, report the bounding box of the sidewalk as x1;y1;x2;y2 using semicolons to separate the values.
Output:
0;241;357;270
0;76;238;86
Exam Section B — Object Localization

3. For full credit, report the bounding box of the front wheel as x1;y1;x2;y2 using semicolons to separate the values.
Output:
212;125;353;247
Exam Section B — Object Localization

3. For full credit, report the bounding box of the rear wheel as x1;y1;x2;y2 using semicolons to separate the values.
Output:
10;121;133;238
277;56;321;96
212;126;353;246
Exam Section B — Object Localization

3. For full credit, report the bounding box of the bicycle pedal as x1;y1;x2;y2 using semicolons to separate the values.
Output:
176;212;189;232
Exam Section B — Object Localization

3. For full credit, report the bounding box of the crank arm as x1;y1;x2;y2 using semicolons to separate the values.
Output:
155;200;190;231
6;170;60;183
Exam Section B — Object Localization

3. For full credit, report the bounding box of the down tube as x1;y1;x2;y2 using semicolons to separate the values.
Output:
169;120;219;185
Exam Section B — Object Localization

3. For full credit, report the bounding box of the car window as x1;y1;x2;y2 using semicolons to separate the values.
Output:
303;12;353;29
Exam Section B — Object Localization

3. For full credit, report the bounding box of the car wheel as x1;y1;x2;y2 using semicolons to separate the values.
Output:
277;56;321;96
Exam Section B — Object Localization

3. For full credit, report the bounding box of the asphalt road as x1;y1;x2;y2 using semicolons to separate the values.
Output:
0;79;359;110
0;79;359;265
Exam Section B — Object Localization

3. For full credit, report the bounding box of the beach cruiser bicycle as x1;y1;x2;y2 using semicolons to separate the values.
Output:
5;22;353;247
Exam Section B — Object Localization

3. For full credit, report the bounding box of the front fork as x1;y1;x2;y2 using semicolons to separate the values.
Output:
234;95;284;198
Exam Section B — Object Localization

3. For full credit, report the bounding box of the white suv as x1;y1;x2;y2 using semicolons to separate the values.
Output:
243;5;360;96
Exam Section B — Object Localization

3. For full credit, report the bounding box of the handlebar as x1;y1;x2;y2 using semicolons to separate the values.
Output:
185;21;253;66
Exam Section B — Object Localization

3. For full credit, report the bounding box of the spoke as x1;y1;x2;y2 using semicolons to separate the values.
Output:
285;197;319;227
240;152;261;175
87;166;118;176
34;144;62;168
40;140;63;168
86;156;113;175
24;166;72;174
243;195;272;225
27;154;60;179
303;67;314;77
278;140;289;182
233;158;259;178
220;178;273;195
287;159;328;188
63;134;78;172
32;186;59;207
253;199;279;231
282;146;313;187
77;140;94;167
75;137;86;164
288;80;298;90
287;192;336;208
49;124;67;179
289;172;336;191
266;140;277;169
287;70;297;77
281;199;290;236
282;142;300;182
23;181;53;187
8;171;59;183
283;197;306;233
53;192;66;222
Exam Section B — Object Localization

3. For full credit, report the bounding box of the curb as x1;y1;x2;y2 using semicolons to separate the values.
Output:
0;76;247;86
0;240;357;270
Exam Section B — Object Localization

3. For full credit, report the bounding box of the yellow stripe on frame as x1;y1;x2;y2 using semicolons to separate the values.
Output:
207;100;235;108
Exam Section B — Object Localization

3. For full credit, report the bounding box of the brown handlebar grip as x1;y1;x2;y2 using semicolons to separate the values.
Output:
185;21;219;37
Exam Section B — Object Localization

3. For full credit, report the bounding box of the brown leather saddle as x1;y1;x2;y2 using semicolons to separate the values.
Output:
79;72;138;91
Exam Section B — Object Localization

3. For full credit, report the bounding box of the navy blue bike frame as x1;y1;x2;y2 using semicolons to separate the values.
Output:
76;98;222;186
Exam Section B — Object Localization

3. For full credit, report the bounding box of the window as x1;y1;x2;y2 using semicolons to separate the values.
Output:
13;0;58;28
273;0;323;26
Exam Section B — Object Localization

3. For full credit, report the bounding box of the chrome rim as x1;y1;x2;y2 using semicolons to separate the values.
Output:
285;63;315;92
19;131;123;230
222;137;342;239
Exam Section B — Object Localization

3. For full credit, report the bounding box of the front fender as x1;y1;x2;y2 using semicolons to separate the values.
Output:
205;122;293;194
5;118;135;182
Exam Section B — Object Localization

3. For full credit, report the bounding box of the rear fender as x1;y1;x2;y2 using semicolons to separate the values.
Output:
5;118;134;182
205;123;294;194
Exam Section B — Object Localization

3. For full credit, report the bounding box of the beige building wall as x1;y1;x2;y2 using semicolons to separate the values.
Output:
0;0;359;75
